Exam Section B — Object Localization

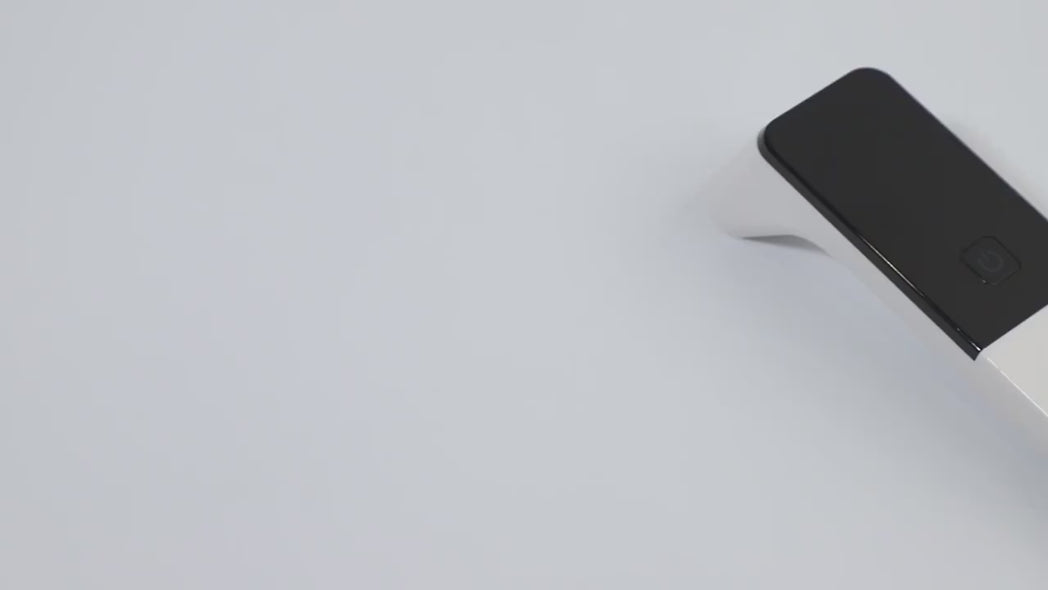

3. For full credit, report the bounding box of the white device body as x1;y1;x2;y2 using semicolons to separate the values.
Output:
710;138;1048;446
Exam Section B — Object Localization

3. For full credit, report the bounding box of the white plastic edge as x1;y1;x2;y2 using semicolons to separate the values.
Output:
975;309;1048;446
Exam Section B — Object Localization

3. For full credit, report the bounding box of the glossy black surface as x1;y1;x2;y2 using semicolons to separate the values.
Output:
760;68;1048;358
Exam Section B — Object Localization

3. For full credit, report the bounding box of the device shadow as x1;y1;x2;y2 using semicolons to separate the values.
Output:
682;161;1048;543
748;234;824;253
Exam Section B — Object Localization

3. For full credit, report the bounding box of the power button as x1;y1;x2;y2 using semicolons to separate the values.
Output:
962;237;1020;285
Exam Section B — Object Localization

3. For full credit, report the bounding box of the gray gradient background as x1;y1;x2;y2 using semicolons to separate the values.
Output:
3;1;1048;587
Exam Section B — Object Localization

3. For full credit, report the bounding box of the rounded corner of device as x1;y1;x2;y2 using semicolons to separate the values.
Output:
844;66;893;82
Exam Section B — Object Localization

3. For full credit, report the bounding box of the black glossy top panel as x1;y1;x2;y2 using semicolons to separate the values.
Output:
760;68;1048;358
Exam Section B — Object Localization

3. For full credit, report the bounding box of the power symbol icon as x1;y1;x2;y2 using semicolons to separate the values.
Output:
963;237;1019;285
974;250;1005;273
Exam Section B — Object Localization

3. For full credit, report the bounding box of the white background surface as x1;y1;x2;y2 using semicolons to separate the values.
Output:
3;1;1048;587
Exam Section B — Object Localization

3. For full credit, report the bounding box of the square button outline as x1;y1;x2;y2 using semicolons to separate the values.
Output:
961;236;1021;286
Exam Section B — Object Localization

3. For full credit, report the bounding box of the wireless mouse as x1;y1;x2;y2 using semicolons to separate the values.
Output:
711;68;1048;442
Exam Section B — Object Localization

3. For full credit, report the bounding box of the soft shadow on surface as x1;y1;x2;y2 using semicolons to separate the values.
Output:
747;234;824;254
672;186;1048;541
